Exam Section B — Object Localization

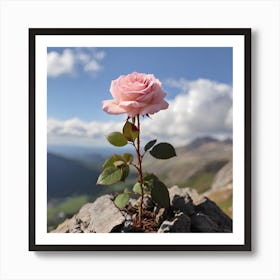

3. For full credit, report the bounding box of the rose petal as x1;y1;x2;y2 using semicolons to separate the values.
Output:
119;100;146;108
126;109;141;118
151;86;167;103
102;100;127;115
139;100;169;115
109;80;122;101
136;84;166;103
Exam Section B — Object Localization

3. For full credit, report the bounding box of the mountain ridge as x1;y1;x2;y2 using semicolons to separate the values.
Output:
47;153;101;200
47;136;232;200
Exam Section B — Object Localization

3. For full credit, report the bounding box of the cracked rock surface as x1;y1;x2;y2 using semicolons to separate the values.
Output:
52;187;232;233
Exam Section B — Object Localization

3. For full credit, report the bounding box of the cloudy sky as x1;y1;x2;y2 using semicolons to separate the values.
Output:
47;47;232;148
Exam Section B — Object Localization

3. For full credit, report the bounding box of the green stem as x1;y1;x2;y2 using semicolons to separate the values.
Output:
135;114;144;225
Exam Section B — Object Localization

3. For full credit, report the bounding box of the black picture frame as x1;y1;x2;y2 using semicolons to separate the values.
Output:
29;28;251;251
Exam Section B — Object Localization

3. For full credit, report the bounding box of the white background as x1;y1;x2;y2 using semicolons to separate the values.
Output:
0;0;279;279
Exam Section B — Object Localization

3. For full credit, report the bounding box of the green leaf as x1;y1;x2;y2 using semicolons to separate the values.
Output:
123;121;139;142
122;153;134;164
106;132;128;147
124;188;130;194
97;167;122;185
102;154;124;169
151;180;170;208
113;160;126;167
133;182;142;195
143;173;159;189
150;142;176;159
114;193;130;209
121;165;130;181
144;139;157;151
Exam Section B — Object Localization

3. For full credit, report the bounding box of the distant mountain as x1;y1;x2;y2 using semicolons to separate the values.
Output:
142;137;232;192
47;145;135;169
48;144;134;159
185;136;219;150
47;153;102;200
47;145;111;157
47;137;232;204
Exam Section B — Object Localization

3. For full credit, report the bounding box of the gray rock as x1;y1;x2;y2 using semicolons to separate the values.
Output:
52;186;232;234
118;220;143;233
85;195;125;233
52;195;125;233
158;212;191;233
195;198;232;232
191;212;220;232
143;195;155;211
51;217;83;233
128;198;138;208
169;186;206;206
172;195;195;216
121;220;135;232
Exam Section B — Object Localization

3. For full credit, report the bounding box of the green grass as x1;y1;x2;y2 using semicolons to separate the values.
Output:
217;194;232;217
219;196;232;209
186;172;215;193
60;195;89;216
178;160;229;194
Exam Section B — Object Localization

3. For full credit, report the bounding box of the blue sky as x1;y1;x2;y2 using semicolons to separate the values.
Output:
47;47;233;147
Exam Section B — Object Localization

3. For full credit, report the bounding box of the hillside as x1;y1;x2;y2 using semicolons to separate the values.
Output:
142;137;232;192
47;153;102;200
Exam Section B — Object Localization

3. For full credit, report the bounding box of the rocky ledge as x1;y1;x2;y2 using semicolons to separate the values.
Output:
52;186;232;233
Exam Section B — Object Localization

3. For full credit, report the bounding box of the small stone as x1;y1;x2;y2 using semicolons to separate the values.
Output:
129;198;138;208
142;195;155;211
126;214;132;221
172;195;195;216
158;212;191;233
121;220;135;232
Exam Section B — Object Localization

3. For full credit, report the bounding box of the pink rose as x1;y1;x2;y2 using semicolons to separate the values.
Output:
102;72;169;117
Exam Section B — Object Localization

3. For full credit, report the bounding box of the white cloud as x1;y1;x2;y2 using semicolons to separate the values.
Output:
47;49;75;77
164;78;190;92
93;50;106;60
84;60;101;73
48;117;123;146
47;48;105;78
142;78;232;145
47;79;232;147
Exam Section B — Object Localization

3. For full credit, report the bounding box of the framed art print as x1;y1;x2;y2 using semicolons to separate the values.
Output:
29;28;251;251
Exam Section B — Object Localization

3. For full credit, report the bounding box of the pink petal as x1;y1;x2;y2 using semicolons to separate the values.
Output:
126;109;141;118
119;100;146;108
102;100;127;115
140;100;169;115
